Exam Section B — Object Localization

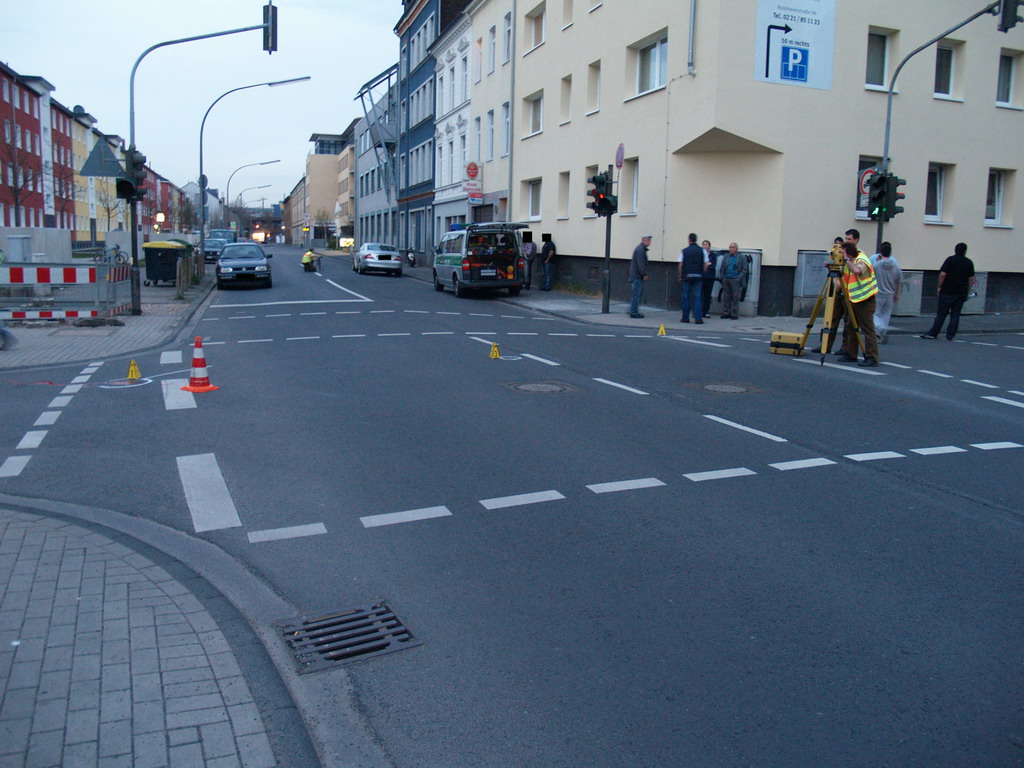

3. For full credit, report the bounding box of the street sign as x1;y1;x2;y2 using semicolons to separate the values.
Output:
754;0;836;91
858;166;878;209
615;143;625;170
466;162;479;180
79;140;124;178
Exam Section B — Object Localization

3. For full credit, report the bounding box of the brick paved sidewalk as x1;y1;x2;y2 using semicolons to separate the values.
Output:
0;508;278;768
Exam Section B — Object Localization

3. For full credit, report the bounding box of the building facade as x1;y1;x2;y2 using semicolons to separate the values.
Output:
354;66;401;248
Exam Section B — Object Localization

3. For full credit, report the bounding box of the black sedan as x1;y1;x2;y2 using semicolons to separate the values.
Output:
216;243;272;289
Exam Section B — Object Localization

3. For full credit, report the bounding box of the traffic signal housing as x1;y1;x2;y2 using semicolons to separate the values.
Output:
867;172;888;220
883;174;906;221
116;147;148;200
586;171;618;217
999;0;1021;32
263;2;278;52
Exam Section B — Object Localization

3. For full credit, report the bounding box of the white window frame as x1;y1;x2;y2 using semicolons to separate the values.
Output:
486;110;495;161
488;26;497;73
985;169;1006;225
525;92;544;136
587;61;601;114
866;30;890;89
501;102;510;156
997;52;1019;107
527;179;542;220
503;13;513;63
925;163;949;223
636;36;668;95
526;3;546;52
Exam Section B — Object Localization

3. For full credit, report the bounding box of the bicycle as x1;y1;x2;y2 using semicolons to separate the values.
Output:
93;244;129;265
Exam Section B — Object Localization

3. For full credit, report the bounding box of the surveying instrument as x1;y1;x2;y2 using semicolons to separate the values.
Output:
770;243;864;363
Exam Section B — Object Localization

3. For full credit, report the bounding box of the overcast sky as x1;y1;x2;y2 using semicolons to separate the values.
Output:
3;0;401;207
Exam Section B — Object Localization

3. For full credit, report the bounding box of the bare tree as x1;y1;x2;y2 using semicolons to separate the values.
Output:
0;114;41;227
96;183;125;232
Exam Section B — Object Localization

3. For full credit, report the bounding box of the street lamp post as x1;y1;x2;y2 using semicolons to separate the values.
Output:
198;77;310;263
232;185;271;237
225;159;280;232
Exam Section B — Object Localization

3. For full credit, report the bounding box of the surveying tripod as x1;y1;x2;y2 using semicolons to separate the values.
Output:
798;247;864;364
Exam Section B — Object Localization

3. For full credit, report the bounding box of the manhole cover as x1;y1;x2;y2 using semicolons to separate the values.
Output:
504;381;576;394
703;384;749;394
274;602;420;674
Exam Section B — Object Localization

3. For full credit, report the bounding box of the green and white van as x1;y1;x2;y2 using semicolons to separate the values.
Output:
432;223;527;297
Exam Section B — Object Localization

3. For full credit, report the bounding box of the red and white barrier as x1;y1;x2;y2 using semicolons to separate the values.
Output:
0;264;132;285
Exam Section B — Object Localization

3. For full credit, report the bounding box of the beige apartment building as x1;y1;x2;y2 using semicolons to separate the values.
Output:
510;0;1023;312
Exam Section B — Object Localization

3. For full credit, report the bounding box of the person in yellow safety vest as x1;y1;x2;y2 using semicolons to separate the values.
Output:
836;240;880;367
302;247;317;272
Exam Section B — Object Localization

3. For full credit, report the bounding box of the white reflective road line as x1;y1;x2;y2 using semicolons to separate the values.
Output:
404;310;429;314
793;358;886;375
0;456;31;477
593;378;649;395
422;331;455;335
238;339;273;344
587;334;616;338
48;396;72;409
1006;346;1024;351
1010;391;1024;397
703;415;788;443
910;446;967;455
971;342;998;346
549;333;578;336
33;412;61;427
248;523;328;543
300;312;327;316
61;385;83;395
469;336;498;345
228;315;256;320
508;332;539;336
880;362;913;369
664;336;731;348
769;458;837;471
684;467;756;482
216;295;371;308
326;282;374;300
845;451;905;461
176;453;242;533
71;375;90;384
587;478;666;494
285;336;320;341
918;370;952;378
971;441;1022;450
162;380;196;410
332;334;366;338
961;379;999;389
266;313;291;317
378;333;412;337
982;396;1024;410
361;506;453;528
480;490;565;510
521;353;560;366
16;431;47;450
370;310;395;314
161;351;183;364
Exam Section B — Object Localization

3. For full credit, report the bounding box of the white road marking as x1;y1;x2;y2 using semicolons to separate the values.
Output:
910;446;966;455
404;310;429;314
285;336;320;341
918;370;952;378
769;458;837;471
587;478;666;494
16;431;47;450
266;313;292;317
508;332;539;336
1010;391;1024;397
470;313;493;317
48;396;72;409
469;336;498;345
587;334;616;338
982;396;1024;410
480;490;565;510
228;315;256;320
61;385;83;395
332;334;366;338
378;333;412;337
502;315;525;319
437;311;462;315
1006;345;1024;351
593;378;649;395
684;467;756;482
161;351;183;364
961;379;999;389
549;333;578;336
238;339;273;344
422;331;455;335
742;337;767;342
0;456;31;478
300;312;327;316
370;310;395;314
33;412;61;427
335;310;361;315
624;335;651;338
71;375;91;384
82;365;102;374
793;358;886;375
880;361;913;369
970;342;998;346
176;453;242;533
971;441;1022;450
703;415;787;443
361;506;453;528
521;353;560;366
247;523;328;543
664;336;731;348
325;281;373;300
845;451;905;461
162;380;196;410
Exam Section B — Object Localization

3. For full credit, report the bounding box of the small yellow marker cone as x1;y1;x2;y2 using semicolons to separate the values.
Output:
657;323;666;336
127;359;141;380
489;341;501;359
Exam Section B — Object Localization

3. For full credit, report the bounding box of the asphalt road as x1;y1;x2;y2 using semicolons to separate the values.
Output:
3;244;1022;767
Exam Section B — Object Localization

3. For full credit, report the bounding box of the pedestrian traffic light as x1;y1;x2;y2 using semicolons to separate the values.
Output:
999;0;1022;31
883;174;906;221
867;172;888;220
263;2;278;52
586;171;617;217
116;147;147;200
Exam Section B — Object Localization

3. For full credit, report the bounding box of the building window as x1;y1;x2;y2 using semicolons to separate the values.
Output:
622;158;639;213
866;31;890;87
527;179;542;219
475;38;483;82
503;13;513;62
524;91;544;136
934;42;963;98
488;27;497;73
636;35;668;94
562;0;573;28
557;171;570;217
986;169;1008;225
526;3;546;51
475;117;482;162
587;60;601;113
501;102;510;156
925;163;949;222
560;75;572;123
486;110;495;160
997;52;1017;105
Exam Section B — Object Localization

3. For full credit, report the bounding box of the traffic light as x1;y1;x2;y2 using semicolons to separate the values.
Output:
883;174;906;221
116;147;147;200
999;0;1021;32
263;2;278;52
586;172;618;217
867;172;888;220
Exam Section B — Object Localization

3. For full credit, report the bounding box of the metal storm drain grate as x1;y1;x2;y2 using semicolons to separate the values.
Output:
274;602;421;673
504;381;577;394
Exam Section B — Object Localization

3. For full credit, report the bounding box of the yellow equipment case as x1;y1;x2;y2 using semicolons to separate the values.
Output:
769;331;805;356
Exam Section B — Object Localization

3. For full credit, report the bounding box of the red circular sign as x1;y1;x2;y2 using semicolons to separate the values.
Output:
466;162;479;180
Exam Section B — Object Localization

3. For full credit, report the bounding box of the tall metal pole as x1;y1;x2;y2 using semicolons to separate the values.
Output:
601;164;613;314
225;160;280;232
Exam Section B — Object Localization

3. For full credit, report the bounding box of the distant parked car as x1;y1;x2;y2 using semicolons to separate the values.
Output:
202;238;228;262
353;243;402;276
216;243;272;289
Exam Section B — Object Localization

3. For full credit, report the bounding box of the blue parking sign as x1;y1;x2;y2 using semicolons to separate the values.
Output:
781;46;809;82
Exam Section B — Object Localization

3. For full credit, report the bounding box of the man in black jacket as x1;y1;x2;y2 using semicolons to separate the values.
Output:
628;235;651;318
920;242;976;341
678;233;709;323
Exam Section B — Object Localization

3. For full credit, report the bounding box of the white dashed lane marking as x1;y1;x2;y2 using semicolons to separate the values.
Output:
160;351;183;364
162;380;196;411
361;506;453;528
845;451;905;462
587;478;666;494
593;378;648;395
769;458;837;471
910;446;967;455
176;453;243;533
248;523;328;543
684;467;756;482
703;415;787;443
480;490;565;510
982;397;1024;410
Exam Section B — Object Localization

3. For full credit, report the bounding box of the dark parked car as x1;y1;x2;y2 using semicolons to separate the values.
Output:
216;243;272;289
202;238;228;262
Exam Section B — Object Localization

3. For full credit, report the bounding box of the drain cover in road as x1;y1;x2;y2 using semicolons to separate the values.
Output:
504;381;578;394
274;602;421;673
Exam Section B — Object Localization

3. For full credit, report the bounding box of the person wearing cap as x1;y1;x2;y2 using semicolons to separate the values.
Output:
628;235;652;318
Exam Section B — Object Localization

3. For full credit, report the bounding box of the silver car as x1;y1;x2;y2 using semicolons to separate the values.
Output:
353;243;402;276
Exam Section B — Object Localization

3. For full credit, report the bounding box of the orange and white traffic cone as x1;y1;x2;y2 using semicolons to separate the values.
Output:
181;336;219;393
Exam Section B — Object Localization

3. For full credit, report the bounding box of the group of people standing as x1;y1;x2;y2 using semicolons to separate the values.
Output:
628;234;749;321
521;233;557;292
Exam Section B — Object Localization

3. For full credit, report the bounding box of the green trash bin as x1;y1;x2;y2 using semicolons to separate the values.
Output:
143;241;187;286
